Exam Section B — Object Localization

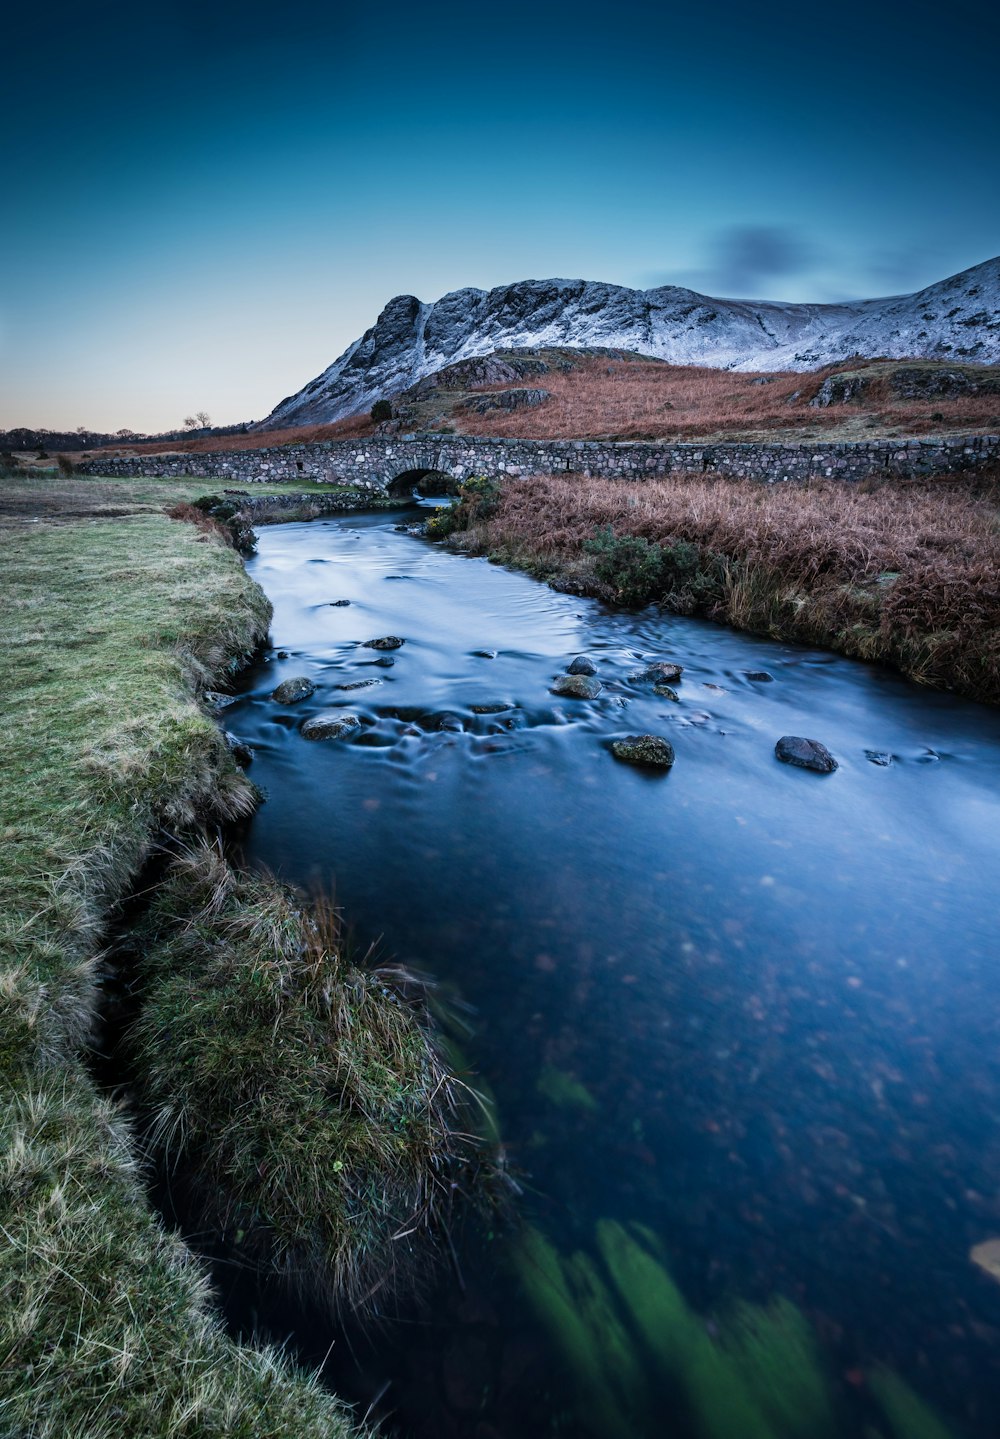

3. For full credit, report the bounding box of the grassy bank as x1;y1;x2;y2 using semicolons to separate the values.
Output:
0;475;484;1436
435;471;1000;704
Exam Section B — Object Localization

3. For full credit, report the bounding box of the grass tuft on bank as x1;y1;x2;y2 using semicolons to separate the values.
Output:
437;470;1000;704
130;842;490;1314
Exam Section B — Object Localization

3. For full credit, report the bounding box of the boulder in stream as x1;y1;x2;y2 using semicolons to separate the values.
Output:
567;655;598;676
301;712;361;741
612;734;675;769
271;676;315;704
551;674;603;699
775;736;838;773
629;661;683;684
363;635;405;651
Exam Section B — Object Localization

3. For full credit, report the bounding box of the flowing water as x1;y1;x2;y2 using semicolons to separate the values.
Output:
222;505;1000;1439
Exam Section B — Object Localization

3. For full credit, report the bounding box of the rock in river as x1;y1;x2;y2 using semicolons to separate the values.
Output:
567;655;598;676
363;635;405;651
551;674;603;699
629;661;683;684
301;712;361;741
272;676;315;704
612;734;675;769
775;735;838;773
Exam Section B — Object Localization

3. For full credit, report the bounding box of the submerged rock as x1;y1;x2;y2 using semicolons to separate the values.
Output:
328;599;351;607
775;735;838;773
223;732;254;766
301;712;361;740
363;635;405;651
470;702;514;714
473;648;498;659
629;661;683;684
567;655;598;676
612;734;675;769
271;676;315;704
203;689;239;710
336;678;382;690
653;684;679;701
865;749;894;767
551;674;603;699
371;655;396;668
744;670;774;682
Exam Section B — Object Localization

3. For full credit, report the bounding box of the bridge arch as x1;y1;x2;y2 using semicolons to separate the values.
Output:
386;468;462;498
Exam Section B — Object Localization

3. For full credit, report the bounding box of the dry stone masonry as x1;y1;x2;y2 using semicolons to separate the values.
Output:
81;432;1000;491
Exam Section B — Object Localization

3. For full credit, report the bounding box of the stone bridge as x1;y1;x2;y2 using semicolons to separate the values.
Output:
79;431;1000;491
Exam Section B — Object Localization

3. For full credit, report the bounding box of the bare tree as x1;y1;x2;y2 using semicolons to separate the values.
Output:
195;410;211;429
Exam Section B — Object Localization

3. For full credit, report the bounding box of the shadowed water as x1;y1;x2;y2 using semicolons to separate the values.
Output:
225;506;1000;1439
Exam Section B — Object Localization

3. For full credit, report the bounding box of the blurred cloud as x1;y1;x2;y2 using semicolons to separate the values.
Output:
709;225;818;294
646;225;823;299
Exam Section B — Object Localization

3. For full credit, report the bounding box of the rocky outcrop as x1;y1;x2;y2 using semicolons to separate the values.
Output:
462;387;550;415
258;259;1000;428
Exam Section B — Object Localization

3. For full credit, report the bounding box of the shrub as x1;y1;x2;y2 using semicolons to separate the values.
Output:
584;527;666;606
370;399;393;423
56;453;76;476
425;475;502;540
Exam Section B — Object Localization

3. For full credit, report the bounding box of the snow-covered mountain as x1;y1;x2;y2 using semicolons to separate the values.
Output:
259;258;1000;429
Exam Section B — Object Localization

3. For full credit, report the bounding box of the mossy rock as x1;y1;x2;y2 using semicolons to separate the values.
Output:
611;734;675;769
363;635;405;651
551;674;603;699
300;712;361;740
271;675;315;703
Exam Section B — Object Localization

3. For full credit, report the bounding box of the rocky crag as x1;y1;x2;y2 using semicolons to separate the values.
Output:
260;258;1000;428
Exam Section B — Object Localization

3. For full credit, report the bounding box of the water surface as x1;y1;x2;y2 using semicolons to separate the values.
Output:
227;507;1000;1438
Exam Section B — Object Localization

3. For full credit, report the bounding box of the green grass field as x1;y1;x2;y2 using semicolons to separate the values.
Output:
0;474;478;1437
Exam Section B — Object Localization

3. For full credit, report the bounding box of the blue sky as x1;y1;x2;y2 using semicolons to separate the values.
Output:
3;0;998;431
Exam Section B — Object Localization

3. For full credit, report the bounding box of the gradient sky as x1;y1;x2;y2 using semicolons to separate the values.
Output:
3;0;998;432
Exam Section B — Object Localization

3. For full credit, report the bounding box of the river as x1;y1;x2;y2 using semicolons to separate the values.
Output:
220;503;1000;1439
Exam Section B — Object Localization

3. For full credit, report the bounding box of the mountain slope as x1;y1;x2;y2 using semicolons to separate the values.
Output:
259;259;1000;429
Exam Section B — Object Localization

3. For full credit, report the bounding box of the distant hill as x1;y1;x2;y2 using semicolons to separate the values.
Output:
258;258;1000;429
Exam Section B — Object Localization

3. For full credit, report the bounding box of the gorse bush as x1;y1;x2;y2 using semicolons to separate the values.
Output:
370;398;393;423
583;526;723;609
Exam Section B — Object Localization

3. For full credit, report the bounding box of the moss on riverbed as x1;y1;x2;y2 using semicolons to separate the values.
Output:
0;475;485;1436
515;1220;956;1439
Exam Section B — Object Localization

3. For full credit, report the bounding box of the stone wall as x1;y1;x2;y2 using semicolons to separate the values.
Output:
79;431;1000;491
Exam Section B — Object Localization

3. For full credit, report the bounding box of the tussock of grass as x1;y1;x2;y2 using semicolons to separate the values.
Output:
0;1075;358;1439
129;843;490;1314
446;471;1000;703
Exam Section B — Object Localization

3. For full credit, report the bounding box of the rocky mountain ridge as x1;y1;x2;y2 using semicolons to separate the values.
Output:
260;258;1000;429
